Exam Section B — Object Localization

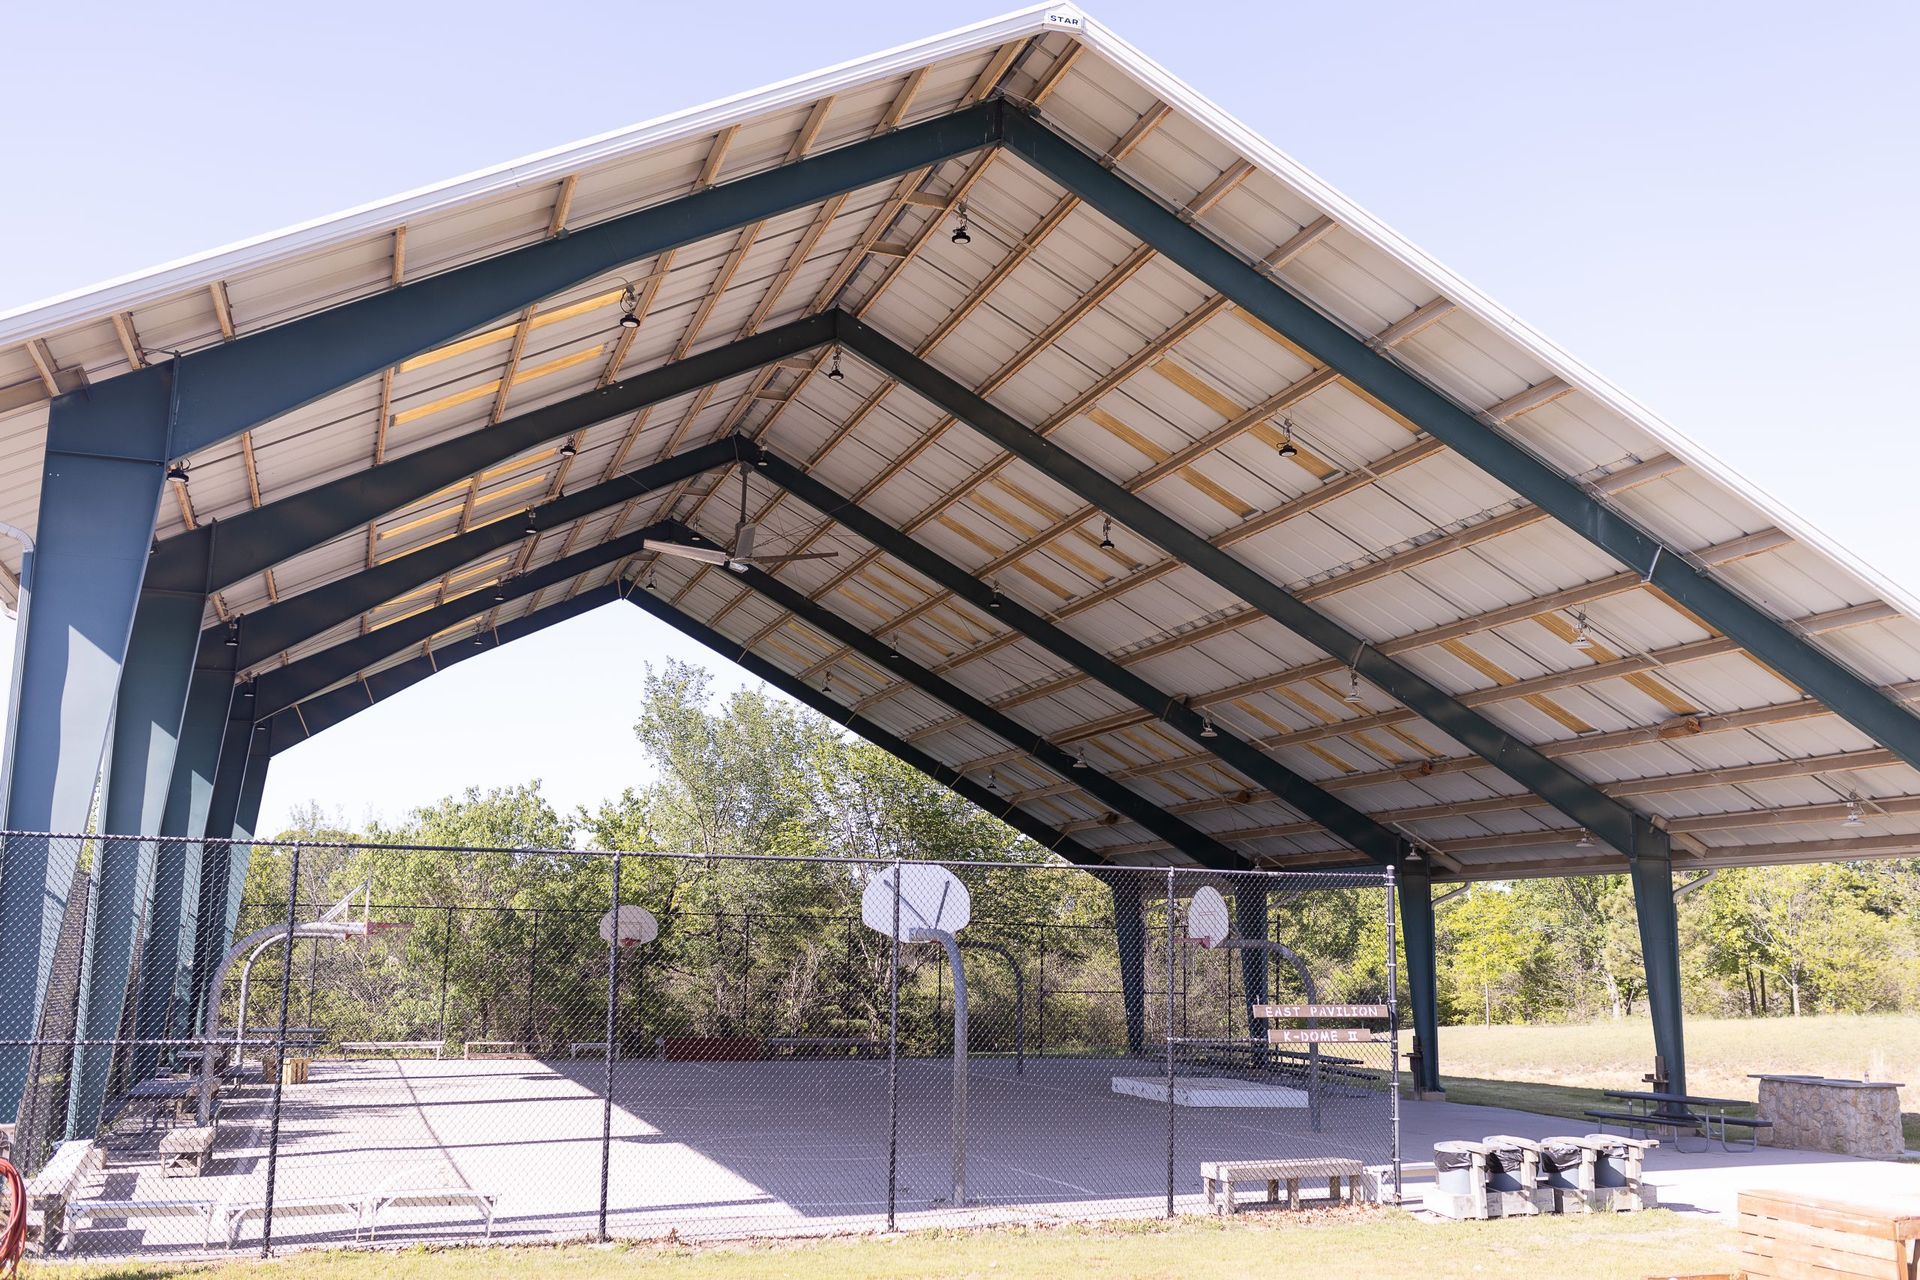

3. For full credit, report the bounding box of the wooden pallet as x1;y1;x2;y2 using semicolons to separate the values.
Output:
1739;1188;1919;1279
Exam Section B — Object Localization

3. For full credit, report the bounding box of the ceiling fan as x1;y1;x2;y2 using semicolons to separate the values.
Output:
643;466;840;574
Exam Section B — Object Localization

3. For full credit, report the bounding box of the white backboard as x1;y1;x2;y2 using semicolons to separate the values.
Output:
862;863;970;941
600;904;660;948
1186;885;1231;949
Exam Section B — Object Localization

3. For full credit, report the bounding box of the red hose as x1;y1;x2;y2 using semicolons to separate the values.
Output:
0;1158;24;1279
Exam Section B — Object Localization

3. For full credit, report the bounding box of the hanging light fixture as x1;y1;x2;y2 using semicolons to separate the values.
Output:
1844;793;1867;826
826;349;845;381
558;440;578;458
167;460;191;484
988;580;1002;610
985;767;997;791
1099;516;1115;551
223;620;240;648
492;579;509;603
1199;715;1218;739
617;285;641;330
1277;418;1299;460
951;202;971;245
1572;612;1593;651
1404;844;1425;863
823;670;834;694
1073;748;1088;770
1575;829;1594;848
645;568;658;592
889;640;902;661
524;509;539;536
1345;668;1364;705
473;631;486;647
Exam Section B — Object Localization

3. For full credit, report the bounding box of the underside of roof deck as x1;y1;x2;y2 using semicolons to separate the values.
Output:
4;7;1919;879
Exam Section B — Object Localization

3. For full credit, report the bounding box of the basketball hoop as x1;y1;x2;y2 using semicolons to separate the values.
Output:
600;905;660;949
314;879;409;939
1185;885;1231;950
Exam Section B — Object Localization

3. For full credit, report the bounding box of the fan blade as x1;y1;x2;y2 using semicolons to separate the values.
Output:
643;538;730;566
742;551;841;567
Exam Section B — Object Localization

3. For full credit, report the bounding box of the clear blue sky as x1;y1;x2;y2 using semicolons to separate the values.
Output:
2;1;1914;835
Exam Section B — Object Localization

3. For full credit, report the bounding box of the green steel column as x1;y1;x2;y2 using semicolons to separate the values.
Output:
68;583;207;1134
187;702;253;1033
0;370;174;1120
1628;839;1687;1096
132;659;237;1071
221;727;272;948
1398;865;1441;1093
1110;875;1148;1056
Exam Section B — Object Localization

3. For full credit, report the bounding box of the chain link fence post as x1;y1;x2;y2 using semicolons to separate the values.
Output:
1163;867;1175;1219
260;840;300;1257
1385;864;1402;1204
598;844;623;1242
886;857;901;1232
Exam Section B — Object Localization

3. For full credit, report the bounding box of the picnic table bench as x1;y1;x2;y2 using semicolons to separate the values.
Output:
1587;1089;1772;1152
569;1041;610;1058
218;1194;363;1247
159;1125;217;1177
339;1040;445;1059
1201;1157;1364;1214
766;1036;884;1059
25;1139;103;1248
64;1198;217;1249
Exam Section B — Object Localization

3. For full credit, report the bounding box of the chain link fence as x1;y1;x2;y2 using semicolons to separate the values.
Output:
0;832;1398;1257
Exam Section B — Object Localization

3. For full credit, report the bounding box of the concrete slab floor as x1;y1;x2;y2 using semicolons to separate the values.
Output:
52;1058;1920;1259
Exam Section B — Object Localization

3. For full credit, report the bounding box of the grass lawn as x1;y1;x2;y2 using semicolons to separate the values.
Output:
42;1210;1743;1280
1437;1013;1920;1147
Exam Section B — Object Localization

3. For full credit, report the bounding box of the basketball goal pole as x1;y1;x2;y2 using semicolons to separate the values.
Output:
910;926;967;1208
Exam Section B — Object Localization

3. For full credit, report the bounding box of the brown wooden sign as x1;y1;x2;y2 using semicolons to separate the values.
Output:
1251;1003;1389;1020
1267;1027;1382;1045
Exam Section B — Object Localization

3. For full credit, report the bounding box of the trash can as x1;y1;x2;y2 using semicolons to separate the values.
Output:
1538;1138;1586;1191
1583;1137;1631;1188
1481;1137;1535;1193
1433;1141;1479;1196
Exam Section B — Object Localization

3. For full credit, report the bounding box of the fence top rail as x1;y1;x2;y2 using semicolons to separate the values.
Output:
0;829;1391;883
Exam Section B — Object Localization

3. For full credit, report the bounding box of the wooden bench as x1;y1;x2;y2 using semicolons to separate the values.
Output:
463;1040;529;1060
159;1125;217;1178
64;1199;216;1249
1740;1188;1920;1279
25;1139;103;1248
766;1036;884;1059
1201;1157;1364;1214
340;1040;445;1060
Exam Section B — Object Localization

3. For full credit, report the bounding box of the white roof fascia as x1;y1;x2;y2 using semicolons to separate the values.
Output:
0;3;1069;348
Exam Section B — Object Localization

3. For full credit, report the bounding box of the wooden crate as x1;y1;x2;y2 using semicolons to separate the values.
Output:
1739;1188;1920;1279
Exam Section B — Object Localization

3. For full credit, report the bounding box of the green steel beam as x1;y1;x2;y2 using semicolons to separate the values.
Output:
669;533;1244;870
834;311;1662;861
999;104;1920;787
622;582;1108;867
751;440;1402;865
155;316;834;595
140;104;1002;460
224;439;737;667
253;521;676;717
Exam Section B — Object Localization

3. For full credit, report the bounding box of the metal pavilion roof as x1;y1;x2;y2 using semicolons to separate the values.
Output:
3;4;1918;879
